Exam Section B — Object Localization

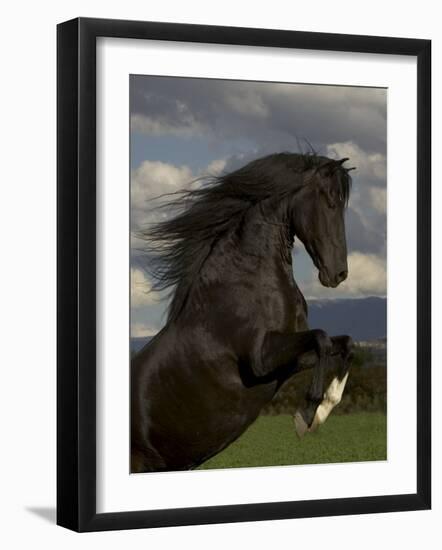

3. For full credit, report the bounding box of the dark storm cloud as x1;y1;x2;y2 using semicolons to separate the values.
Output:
130;75;387;261
130;76;386;153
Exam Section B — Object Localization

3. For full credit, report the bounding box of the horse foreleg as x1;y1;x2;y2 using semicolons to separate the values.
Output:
293;349;330;438
307;371;349;432
260;329;333;434
303;335;354;434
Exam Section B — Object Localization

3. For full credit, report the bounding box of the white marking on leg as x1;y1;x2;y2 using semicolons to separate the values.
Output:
310;372;349;431
326;372;349;406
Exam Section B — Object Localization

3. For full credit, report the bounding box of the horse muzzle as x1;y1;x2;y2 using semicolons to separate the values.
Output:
319;269;348;288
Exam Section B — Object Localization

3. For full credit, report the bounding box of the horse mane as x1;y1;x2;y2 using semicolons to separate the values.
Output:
137;152;353;321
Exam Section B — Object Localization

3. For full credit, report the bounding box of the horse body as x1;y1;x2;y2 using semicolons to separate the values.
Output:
131;152;354;472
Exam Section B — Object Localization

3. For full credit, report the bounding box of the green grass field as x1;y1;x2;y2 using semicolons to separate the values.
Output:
198;413;387;470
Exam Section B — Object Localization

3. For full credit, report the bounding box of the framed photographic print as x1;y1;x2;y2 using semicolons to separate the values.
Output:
57;17;431;532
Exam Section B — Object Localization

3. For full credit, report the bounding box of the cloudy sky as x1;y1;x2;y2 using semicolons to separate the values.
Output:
130;75;387;338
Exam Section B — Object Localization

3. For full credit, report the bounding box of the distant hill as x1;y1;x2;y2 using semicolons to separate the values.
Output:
131;297;386;354
307;296;386;341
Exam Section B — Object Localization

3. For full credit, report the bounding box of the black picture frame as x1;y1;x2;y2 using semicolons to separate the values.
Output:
57;17;431;532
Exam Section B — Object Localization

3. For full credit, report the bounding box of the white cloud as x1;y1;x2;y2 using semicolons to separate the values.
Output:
343;252;386;295
131;160;193;208
206;158;227;175
131;104;206;137
131;321;158;338
326;141;386;182
224;90;269;118
131;268;155;307
131;158;229;230
302;252;386;299
369;187;387;214
130;160;194;231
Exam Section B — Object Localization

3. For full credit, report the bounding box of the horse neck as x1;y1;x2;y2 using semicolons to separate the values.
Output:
241;202;292;261
171;199;296;321
202;200;294;283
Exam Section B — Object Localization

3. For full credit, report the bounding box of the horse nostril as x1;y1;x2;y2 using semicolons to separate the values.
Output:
338;270;348;282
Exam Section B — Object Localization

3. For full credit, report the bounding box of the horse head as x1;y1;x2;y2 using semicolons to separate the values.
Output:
290;157;354;288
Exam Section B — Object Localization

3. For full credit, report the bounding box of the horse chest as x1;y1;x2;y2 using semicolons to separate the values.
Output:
258;281;299;332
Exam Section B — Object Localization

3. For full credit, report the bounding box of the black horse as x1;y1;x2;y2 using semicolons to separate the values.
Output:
131;152;355;472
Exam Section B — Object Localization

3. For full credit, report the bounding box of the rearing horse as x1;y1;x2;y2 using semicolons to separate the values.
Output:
131;152;355;472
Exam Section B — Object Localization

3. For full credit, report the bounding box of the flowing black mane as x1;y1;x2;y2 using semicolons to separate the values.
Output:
138;152;353;321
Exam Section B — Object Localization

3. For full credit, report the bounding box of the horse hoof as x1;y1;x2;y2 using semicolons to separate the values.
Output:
294;411;309;439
